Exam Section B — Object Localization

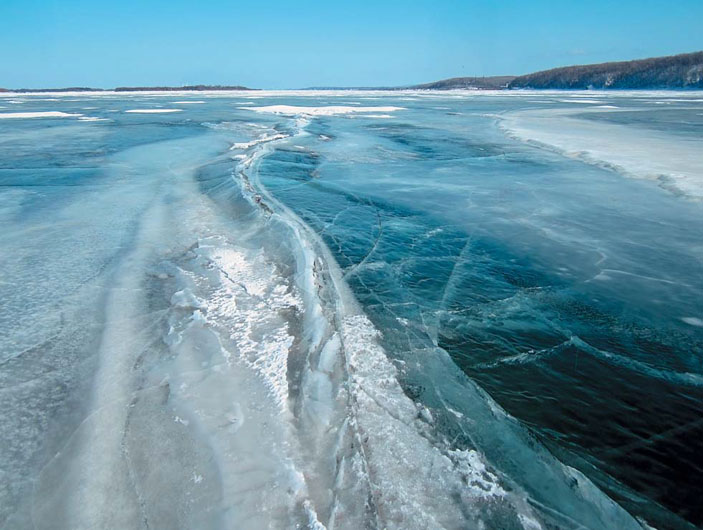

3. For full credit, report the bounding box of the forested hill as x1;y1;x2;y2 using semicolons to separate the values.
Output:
508;51;703;89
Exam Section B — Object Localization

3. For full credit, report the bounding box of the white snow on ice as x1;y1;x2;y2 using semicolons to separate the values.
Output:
245;105;405;116
125;108;183;114
500;107;703;199
0;111;82;119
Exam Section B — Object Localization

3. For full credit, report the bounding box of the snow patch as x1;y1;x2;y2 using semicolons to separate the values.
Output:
244;105;405;116
125;109;183;114
0;111;82;119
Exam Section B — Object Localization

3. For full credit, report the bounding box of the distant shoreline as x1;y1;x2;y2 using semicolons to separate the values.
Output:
0;85;256;94
2;88;703;98
1;50;702;93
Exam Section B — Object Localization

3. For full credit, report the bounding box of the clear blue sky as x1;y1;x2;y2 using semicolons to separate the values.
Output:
1;0;702;89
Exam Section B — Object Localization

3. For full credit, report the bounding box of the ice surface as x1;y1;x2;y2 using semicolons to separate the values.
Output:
3;91;700;529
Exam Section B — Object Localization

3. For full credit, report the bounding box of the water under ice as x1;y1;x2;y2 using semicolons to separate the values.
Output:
1;90;702;530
